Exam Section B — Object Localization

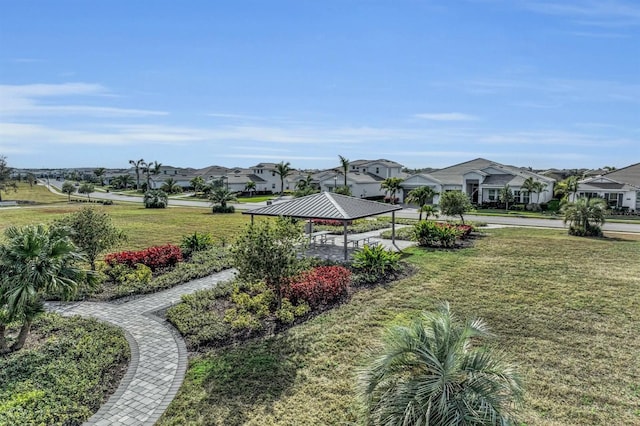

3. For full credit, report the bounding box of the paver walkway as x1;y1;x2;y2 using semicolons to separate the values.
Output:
47;269;236;426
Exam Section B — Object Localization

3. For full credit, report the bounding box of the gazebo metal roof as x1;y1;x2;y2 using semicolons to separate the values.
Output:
242;192;402;220
243;192;403;260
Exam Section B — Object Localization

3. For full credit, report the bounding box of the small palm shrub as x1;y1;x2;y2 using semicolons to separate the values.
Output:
212;205;235;213
143;189;168;208
413;221;461;248
359;302;523;425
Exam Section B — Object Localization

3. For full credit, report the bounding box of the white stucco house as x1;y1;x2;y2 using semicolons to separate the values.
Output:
315;159;408;199
401;158;555;205
575;162;640;212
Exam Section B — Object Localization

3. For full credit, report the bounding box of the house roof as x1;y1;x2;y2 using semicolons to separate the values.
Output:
596;162;640;187
482;174;517;186
243;192;402;220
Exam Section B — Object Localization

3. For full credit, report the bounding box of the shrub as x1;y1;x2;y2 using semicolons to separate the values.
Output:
275;298;310;324
380;227;414;241
103;263;152;286
104;244;182;271
212;205;235;214
287;266;351;308
547;199;561;212
569;224;603;237
352;244;401;277
181;232;215;257
312;219;352;227
413;221;462;248
144;189;168;208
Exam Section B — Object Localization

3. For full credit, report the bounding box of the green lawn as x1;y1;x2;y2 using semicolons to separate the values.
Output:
0;204;256;250
235;195;275;203
158;228;640;426
1;182;69;204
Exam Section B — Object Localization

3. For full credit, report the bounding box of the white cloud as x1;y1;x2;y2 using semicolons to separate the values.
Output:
414;113;479;121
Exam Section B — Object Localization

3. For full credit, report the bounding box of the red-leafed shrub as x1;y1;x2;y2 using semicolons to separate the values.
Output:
287;266;351;308
312;219;352;227
456;224;473;239
104;244;183;271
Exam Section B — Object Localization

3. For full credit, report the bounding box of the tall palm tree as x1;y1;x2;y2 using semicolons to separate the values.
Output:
521;177;537;205
129;158;145;190
191;176;206;193
421;204;439;220
161;177;182;194
0;224;94;353
149;161;162;189
275;161;292;195
500;184;515;211
359;302;523;425
562;197;607;236
338;155;349;187
380;177;404;204
406;186;438;220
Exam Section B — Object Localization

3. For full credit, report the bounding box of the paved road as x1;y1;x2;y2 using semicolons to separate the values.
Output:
47;269;236;426
42;180;640;234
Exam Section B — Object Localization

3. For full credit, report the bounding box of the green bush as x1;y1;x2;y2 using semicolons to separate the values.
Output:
181;231;215;257
166;282;234;350
212;205;235;214
412;221;460;248
569;224;603;237
144;190;168;208
0;314;129;425
352;244;401;277
275;298;310;324
379;227;414;240
547;199;561;212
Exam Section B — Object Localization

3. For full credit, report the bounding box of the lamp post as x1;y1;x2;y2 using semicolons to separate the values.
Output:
333;175;337;192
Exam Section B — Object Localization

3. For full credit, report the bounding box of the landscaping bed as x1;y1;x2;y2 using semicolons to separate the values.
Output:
0;314;129;426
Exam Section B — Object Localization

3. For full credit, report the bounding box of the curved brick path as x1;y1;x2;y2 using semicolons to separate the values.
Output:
47;269;236;426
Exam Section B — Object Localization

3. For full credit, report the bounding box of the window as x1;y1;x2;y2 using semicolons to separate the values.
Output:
522;192;530;204
376;167;379;174
272;183;276;189
487;189;497;201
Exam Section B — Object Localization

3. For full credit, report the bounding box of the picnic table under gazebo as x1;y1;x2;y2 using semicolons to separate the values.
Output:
242;192;403;260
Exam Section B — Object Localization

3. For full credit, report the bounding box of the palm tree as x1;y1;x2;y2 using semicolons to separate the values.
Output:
190;176;206;193
150;161;162;189
338;155;349;187
243;180;256;197
532;181;547;204
562;197;607;236
421;204;439;220
275;161;292;195
406;186;438;220
499;184;515;211
380;177;404;204
93;167;106;186
61;181;76;201
209;188;237;209
161;177;182;194
521;177;537;205
129;158;145;190
359;302;523;425
555;176;579;202
0;224;94;353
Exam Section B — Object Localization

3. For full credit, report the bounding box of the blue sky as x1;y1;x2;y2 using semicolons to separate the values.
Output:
0;0;638;170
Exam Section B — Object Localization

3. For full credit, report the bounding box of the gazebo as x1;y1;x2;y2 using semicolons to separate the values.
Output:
242;192;403;260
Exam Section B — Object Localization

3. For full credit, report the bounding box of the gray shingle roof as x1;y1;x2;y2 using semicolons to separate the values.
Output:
243;192;402;220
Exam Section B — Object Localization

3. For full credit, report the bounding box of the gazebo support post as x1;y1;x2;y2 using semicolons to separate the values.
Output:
392;211;400;251
250;214;254;225
343;220;348;261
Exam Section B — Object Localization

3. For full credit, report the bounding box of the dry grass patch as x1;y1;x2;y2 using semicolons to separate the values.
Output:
158;228;640;426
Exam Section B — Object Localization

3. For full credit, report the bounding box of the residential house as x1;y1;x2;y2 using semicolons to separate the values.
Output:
401;158;555;205
316;159;408;199
575;162;640;212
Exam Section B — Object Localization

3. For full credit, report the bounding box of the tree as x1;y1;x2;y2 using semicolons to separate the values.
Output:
0;155;18;202
190;176;206;193
129;158;145;190
521;177;536;205
554;176;579;201
54;207;126;270
359;302;523;425
338;155;349;187
77;183;95;201
562;197;607;237
275;161;292;195
232;217;305;308
61;181;76;201
209;188;237;212
161;177;182;194
144;189;169;208
334;185;352;196
406;186;438;220
0;224;95;353
148;161;162;189
532;181;547;205
499;184;515;211
420;204;439;220
380;177;404;204
439;190;473;224
93;167;106;186
243;180;256;197
26;173;36;188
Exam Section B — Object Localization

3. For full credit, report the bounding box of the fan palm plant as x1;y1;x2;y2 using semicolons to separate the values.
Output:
359;302;523;425
561;197;607;236
129;158;145;190
161;177;182;194
209;188;237;209
0;224;94;353
380;177;404;204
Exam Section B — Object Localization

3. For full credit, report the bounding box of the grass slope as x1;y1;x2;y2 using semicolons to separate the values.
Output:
158;228;640;426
